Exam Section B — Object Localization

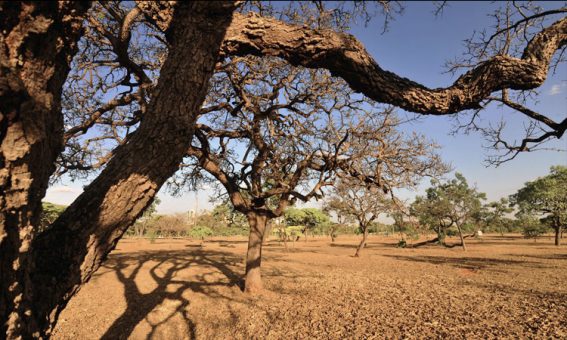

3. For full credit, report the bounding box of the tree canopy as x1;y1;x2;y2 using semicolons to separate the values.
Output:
411;173;487;250
510;165;567;245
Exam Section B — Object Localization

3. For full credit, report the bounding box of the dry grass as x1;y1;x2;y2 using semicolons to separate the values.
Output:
52;234;567;339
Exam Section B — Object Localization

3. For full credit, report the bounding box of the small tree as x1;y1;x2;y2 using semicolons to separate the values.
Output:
411;173;486;250
39;202;67;233
284;208;330;240
212;202;248;228
129;198;161;237
188;226;214;245
325;179;394;257
483;198;514;235
511;166;567;246
519;213;548;242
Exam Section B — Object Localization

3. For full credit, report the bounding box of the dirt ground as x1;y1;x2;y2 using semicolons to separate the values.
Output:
52;234;567;339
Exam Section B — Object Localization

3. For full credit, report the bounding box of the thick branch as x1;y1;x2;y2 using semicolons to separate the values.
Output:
223;13;567;116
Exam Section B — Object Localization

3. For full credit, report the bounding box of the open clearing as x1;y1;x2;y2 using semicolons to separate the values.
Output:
52;235;567;339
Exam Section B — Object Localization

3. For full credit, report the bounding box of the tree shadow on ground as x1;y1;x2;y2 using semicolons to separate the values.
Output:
513;253;567;261
383;254;546;272
329;241;395;249
98;248;244;340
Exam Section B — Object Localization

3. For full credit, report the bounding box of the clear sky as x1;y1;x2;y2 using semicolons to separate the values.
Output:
45;2;567;214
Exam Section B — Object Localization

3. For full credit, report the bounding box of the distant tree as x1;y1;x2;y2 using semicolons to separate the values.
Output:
152;213;189;238
129;198;161;237
411;173;487;250
187;225;214;245
211;202;249;235
39;202;67;233
391;210;421;247
518;213;548;241
284;208;330;240
326;179;393;257
510;166;567;246
483;198;514;235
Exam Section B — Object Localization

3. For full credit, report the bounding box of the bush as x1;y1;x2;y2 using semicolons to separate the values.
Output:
40;202;66;233
274;225;303;242
522;224;547;241
446;229;458;237
187;226;214;241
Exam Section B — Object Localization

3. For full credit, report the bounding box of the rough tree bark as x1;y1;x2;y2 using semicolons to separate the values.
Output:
354;226;369;257
0;2;89;337
223;13;567;119
554;224;561;246
134;4;567;128
1;2;236;337
244;211;269;293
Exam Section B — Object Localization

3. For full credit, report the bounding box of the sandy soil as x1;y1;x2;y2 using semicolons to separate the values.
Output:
51;234;567;339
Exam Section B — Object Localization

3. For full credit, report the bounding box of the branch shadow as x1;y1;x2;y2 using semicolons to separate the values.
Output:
383;254;546;272
98;248;243;340
512;253;567;261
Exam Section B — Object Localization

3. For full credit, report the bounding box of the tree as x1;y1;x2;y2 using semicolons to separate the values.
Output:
211;202;248;235
411;173;487;250
1;2;89;337
326;179;392;257
519;213;548;241
128;198;161;237
1;2;237;336
39;202;67;233
483;198;514;235
284;208;330;240
187;225;214;244
510;165;567;246
2;1;565;336
174;52;425;291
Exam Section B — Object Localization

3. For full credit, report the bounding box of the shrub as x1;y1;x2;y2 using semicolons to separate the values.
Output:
522;224;547;241
188;225;214;241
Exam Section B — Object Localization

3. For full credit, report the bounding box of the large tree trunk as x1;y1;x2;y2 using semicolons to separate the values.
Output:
17;2;234;337
0;2;89;337
244;212;268;293
354;226;369;257
456;224;467;251
555;225;561;246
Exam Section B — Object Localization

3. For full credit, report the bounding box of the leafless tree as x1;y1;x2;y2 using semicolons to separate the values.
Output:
171;54;438;291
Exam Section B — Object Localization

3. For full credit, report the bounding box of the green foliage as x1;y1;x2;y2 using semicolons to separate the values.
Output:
481;198;514;233
147;229;158;243
40;202;67;231
411;173;486;239
284;208;331;234
511;165;567;231
187;225;214;240
522;224;547;241
273;225;304;242
446;228;459;237
211;202;248;231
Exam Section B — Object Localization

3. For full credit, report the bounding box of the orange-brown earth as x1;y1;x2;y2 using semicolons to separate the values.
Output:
52;234;567;339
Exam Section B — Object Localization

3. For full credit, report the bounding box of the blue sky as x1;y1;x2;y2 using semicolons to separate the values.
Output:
45;2;566;214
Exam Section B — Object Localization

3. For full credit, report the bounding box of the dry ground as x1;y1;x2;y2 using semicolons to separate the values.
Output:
52;234;567;339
